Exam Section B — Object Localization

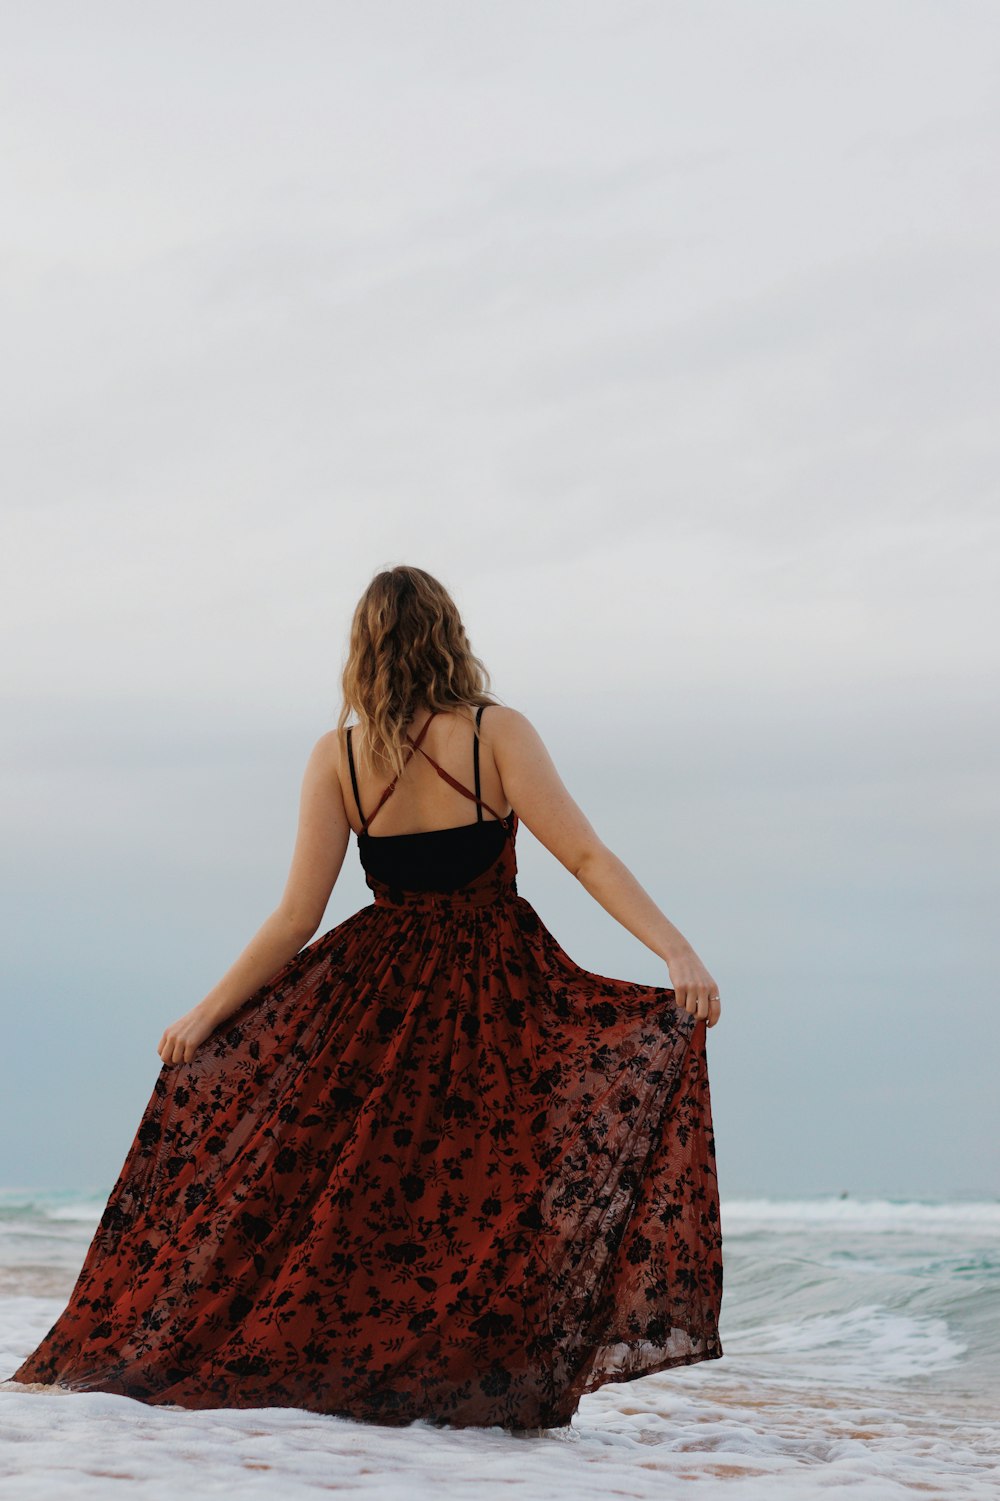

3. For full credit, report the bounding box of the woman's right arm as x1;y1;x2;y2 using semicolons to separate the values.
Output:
488;707;721;1027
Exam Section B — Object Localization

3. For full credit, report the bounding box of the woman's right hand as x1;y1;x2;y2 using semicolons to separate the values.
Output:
665;945;722;1027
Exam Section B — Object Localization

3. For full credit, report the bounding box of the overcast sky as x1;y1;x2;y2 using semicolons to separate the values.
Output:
2;1;997;1202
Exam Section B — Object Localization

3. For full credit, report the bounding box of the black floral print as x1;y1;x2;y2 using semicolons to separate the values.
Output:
7;728;724;1430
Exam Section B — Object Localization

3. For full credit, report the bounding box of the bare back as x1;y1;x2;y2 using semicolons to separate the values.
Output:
339;706;513;840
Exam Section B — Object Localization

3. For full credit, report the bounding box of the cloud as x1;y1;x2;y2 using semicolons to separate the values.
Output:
1;0;998;1194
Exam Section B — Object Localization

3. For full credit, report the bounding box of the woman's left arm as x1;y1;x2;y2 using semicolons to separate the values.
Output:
157;731;350;1064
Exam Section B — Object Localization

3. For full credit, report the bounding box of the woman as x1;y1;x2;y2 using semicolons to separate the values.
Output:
5;564;724;1430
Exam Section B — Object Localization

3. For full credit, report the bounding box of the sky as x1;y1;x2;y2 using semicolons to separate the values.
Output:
1;1;997;1202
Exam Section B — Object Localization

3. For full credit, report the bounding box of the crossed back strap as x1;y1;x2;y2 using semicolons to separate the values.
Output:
346;704;511;835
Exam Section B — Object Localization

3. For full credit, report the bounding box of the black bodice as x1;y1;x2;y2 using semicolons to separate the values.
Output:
357;819;509;893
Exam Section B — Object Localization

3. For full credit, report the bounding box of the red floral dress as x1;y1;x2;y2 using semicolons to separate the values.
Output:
6;707;724;1429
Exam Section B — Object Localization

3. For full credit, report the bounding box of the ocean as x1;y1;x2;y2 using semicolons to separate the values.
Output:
1;1190;997;1499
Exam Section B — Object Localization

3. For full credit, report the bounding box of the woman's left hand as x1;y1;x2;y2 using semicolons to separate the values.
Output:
157;1003;219;1065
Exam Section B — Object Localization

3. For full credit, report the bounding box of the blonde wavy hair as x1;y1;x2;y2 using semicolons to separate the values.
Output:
336;565;503;778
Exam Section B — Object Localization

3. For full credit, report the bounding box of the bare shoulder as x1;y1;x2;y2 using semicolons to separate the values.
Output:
478;704;549;758
477;705;604;877
476;703;533;740
312;727;345;774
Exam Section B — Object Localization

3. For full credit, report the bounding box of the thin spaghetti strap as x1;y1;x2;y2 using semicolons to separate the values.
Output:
345;726;367;832
364;711;439;834
473;705;485;823
411;737;512;828
406;712;437;754
357;708;513;836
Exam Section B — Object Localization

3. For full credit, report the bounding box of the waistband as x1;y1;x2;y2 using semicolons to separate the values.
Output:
371;879;518;913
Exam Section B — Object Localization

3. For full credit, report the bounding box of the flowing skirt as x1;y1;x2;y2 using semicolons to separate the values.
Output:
7;842;724;1429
